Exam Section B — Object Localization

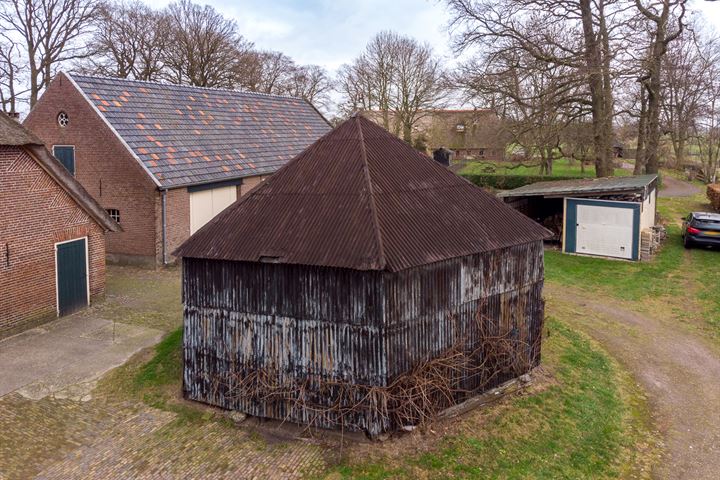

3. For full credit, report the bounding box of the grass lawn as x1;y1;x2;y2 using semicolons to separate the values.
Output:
104;315;655;479
545;192;720;340
328;319;655;479
459;158;631;178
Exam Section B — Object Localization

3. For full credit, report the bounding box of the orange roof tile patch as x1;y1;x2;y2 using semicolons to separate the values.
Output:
239;153;246;159
92;93;102;100
249;162;256;168
193;129;202;135
203;156;211;161
176;109;184;115
222;166;230;172
167;146;176;153
139;87;149;93
138;147;149;154
198;110;205;116
149;160;158;167
215;155;222;160
218;124;225;129
188;95;196;101
136;123;145;130
146;135;156;142
122;91;131;97
225;154;233;160
151;153;160;160
119;96;128;102
138;112;146;119
98;105;107;112
190;151;200;158
235;164;244;170
155;140;164;147
101;100;110;106
154;123;163;130
187;105;193;110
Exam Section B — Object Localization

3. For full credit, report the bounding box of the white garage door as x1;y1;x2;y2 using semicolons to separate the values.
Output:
576;204;634;259
189;185;237;234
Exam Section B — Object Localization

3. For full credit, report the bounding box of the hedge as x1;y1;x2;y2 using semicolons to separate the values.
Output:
459;173;586;190
708;184;720;212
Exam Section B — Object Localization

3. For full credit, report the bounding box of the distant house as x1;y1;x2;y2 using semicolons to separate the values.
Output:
0;114;119;336
362;109;506;162
24;73;331;266
499;175;659;261
176;116;550;436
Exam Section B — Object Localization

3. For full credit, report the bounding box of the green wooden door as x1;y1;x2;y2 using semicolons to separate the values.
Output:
56;238;88;316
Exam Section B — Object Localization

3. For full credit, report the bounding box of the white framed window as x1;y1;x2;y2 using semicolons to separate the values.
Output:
57;111;69;127
106;209;120;223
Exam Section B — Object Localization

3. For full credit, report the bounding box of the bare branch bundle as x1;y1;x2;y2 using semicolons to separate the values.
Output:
206;307;543;435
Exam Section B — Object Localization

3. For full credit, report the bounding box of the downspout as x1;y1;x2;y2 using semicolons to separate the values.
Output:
161;189;168;265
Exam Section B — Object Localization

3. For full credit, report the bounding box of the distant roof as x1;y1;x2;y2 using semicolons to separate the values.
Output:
176;115;550;271
0;113;43;146
66;73;331;188
498;174;658;198
0;113;119;232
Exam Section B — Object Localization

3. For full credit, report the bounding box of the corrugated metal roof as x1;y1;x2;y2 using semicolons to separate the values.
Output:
497;174;658;198
68;74;331;188
175;115;551;272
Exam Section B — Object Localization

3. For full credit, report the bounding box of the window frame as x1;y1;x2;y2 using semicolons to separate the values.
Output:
106;209;120;224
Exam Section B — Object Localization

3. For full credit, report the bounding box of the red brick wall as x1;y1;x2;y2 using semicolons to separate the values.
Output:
0;146;106;335
24;73;158;263
156;187;190;264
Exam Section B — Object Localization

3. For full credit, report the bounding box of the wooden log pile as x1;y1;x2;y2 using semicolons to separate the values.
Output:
707;184;720;212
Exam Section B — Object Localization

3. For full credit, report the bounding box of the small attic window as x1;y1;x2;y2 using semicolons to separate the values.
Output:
57;111;69;127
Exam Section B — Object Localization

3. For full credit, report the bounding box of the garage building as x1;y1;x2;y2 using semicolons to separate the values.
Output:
0;114;119;337
499;175;658;261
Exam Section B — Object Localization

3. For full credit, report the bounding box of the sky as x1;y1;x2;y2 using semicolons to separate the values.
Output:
142;0;720;76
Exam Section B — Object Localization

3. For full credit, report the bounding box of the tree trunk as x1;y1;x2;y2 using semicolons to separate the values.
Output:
635;85;648;175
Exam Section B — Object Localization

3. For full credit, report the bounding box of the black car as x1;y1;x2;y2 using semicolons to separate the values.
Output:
682;212;720;249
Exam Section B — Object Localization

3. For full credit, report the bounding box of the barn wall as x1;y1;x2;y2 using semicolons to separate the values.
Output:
183;240;545;434
182;259;387;431
384;241;545;385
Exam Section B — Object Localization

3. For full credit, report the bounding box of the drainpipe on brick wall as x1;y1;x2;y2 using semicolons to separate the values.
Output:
161;189;168;265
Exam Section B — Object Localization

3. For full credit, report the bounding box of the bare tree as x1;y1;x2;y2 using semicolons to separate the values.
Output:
285;64;333;109
79;1;168;81
163;0;252;88
446;0;623;177
338;31;446;143
239;50;295;94
0;32;27;113
0;0;99;107
660;21;713;169
635;0;688;174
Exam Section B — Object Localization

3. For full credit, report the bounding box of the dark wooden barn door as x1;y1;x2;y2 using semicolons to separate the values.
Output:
56;238;88;316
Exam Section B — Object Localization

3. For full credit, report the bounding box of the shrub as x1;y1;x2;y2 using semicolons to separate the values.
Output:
708;184;720;212
460;173;586;190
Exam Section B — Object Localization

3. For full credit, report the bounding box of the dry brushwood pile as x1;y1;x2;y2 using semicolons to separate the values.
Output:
708;184;720;212
209;311;543;435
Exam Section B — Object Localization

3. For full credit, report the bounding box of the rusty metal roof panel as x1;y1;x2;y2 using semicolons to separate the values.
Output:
175;116;551;271
69;74;330;188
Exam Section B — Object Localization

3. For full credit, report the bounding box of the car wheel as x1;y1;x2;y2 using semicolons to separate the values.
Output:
683;235;692;249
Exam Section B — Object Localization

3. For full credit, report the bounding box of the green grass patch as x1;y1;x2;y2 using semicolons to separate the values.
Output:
135;328;183;390
329;319;653;479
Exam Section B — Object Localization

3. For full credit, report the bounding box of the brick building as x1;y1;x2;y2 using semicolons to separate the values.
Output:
0;114;119;337
25;73;330;266
362;109;507;162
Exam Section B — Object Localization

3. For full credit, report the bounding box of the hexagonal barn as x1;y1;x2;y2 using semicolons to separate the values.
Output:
175;115;550;436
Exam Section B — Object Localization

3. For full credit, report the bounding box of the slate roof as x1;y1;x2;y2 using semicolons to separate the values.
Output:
67;73;331;188
497;174;658;198
175;115;551;271
0;113;119;232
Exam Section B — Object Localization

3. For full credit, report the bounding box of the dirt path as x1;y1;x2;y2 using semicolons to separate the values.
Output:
659;176;701;198
546;285;720;480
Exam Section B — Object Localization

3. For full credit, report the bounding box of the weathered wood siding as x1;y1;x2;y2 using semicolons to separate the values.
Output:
183;240;545;434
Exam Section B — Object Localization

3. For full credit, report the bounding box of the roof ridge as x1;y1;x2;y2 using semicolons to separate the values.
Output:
355;116;386;270
68;72;306;102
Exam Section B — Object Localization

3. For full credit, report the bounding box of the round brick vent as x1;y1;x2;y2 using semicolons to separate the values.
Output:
57;111;69;127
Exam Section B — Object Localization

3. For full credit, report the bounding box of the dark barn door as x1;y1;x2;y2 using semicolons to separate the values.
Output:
56;238;88;316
